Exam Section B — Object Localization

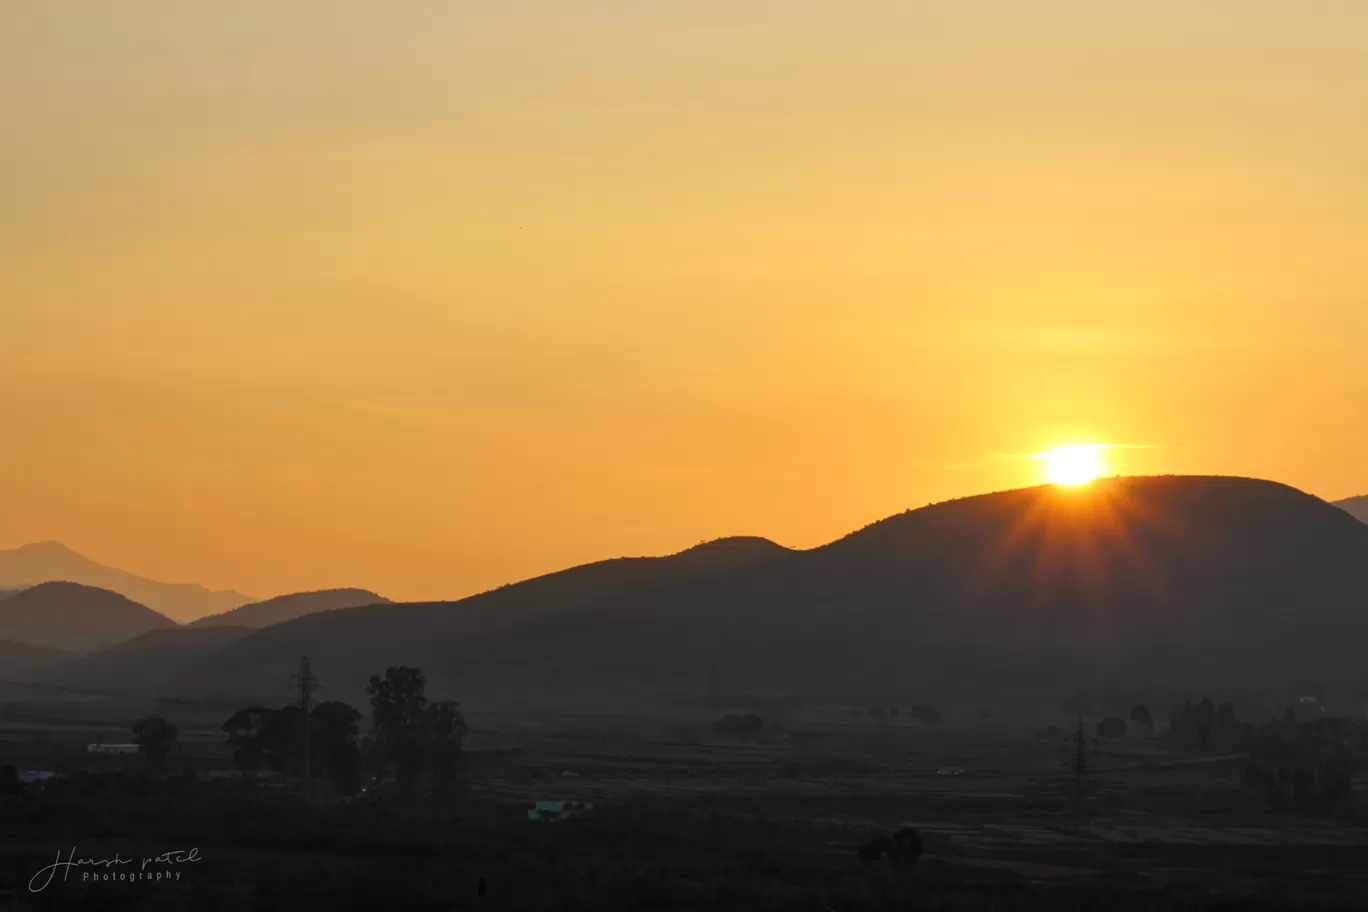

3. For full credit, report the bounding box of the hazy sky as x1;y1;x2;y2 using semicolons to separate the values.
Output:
3;2;1366;601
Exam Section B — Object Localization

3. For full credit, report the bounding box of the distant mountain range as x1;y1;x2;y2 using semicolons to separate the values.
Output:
7;477;1365;706
0;638;71;677
1335;496;1368;524
172;476;1368;708
0;542;252;623
31;625;253;694
0;582;390;687
189;589;389;629
0;581;175;653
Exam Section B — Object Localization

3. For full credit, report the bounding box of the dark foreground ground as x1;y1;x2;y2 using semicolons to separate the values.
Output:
1;776;1349;912
3;693;1368;910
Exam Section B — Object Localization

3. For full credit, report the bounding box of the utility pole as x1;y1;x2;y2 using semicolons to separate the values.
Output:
1072;706;1087;838
293;656;318;801
709;661;719;722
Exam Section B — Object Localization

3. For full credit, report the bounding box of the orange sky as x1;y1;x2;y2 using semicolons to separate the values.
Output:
2;3;1366;602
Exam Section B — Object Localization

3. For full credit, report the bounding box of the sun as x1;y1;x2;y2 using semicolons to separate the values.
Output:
1042;444;1106;486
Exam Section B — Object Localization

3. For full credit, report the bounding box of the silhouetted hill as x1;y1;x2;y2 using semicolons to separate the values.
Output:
1335;495;1368;524
0;542;252;623
0;638;70;677
188;588;390;629
0;582;176;653
178;477;1368;706
33;625;252;694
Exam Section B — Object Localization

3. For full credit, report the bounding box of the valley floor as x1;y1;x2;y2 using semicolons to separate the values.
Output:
2;691;1367;909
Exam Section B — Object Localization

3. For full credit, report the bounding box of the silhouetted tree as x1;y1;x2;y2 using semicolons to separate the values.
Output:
889;826;923;865
365;666;467;795
223;702;362;795
1320;755;1356;814
1264;779;1288;813
423;700;468;793
269;706;309;773
858;834;892;862
366;666;430;791
313;700;365;797
1292;768;1318;805
1249;713;1361;817
1097;718;1128;739
222;706;278;771
714;713;764;736
132;716;177;767
1130;704;1153;730
907;704;942;725
1196;698;1214;750
857;827;923;866
1168;697;1251;753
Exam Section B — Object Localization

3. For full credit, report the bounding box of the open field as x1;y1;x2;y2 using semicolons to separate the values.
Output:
4;685;1368;909
453;710;1368;900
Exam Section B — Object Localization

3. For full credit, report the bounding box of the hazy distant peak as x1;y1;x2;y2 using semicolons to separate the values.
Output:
0;637;70;677
1335;495;1368;523
31;623;255;695
0;581;174;653
13;540;81;555
0;541;254;623
188;587;390;629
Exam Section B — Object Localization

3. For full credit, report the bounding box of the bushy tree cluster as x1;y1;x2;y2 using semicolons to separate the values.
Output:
906;704;942;725
713;713;764;736
364;666;468;795
858;827;923;865
1243;758;1356;816
132;716;178;767
1096;717;1128;739
1166;698;1252;753
1243;714;1361;817
221;665;466;799
222;701;364;795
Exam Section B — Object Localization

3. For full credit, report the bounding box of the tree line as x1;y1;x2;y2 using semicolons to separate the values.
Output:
130;665;467;799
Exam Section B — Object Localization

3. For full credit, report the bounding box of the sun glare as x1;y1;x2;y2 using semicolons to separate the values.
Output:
1043;445;1106;486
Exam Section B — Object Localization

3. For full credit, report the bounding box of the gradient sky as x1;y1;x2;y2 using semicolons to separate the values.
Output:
3;2;1366;602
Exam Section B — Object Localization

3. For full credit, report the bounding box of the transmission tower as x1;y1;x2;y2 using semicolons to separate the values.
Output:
1072;707;1087;837
1064;693;1097;844
291;656;319;801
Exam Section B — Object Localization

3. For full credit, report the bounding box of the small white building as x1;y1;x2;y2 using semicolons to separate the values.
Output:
528;800;593;822
87;743;139;754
